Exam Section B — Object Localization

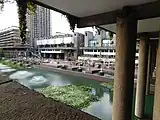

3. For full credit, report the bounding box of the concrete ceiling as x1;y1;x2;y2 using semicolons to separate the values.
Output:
36;0;160;34
38;0;156;17
100;17;160;33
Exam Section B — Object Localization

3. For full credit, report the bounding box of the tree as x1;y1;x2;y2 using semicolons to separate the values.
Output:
1;0;76;40
0;0;36;44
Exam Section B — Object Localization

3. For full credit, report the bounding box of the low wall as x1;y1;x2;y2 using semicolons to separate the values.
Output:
36;64;113;83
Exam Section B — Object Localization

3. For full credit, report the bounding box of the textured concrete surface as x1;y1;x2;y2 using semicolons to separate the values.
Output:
135;36;149;118
112;12;137;120
0;82;99;120
0;73;11;85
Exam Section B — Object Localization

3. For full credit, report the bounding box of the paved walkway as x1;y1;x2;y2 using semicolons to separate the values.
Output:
0;81;99;120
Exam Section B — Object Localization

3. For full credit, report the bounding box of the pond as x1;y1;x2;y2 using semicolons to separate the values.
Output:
0;63;154;120
2;66;113;120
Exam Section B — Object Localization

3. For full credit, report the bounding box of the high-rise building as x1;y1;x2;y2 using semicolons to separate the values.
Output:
27;5;51;47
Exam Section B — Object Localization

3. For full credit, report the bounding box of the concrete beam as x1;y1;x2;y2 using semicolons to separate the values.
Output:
78;1;160;27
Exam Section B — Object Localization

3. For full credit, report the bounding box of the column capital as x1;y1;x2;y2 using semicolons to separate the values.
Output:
117;6;137;22
140;32;149;38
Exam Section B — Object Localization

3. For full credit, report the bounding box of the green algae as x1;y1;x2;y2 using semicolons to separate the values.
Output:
0;59;24;69
100;82;114;92
36;85;99;109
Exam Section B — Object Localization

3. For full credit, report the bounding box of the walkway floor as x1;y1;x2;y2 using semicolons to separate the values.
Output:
0;81;99;120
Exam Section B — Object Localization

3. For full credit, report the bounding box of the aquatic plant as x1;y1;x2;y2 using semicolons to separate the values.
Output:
0;60;24;69
36;85;99;109
100;82;114;92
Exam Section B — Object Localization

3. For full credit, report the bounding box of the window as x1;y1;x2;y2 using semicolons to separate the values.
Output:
136;49;139;53
111;50;113;52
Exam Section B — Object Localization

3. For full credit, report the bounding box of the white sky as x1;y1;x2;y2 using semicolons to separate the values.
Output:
0;3;94;35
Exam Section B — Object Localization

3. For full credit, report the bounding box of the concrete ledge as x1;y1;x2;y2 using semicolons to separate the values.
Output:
37;64;113;83
0;81;99;120
0;74;11;84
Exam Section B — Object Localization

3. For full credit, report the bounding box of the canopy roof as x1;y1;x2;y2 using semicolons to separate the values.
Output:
35;0;160;35
36;0;156;17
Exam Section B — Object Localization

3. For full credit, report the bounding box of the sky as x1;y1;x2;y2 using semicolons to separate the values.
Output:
0;3;94;35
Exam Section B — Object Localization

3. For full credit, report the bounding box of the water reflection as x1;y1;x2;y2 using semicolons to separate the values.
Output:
83;93;112;120
109;91;113;104
0;68;16;73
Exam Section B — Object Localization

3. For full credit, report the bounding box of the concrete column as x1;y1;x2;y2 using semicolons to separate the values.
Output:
74;50;78;60
153;34;160;120
44;53;46;58
65;52;68;60
135;34;149;118
146;43;152;95
146;42;156;95
112;7;137;120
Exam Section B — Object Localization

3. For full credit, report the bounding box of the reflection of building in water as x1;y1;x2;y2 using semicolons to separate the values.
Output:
36;32;84;60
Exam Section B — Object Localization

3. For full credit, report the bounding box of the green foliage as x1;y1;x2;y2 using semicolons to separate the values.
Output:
100;82;114;92
0;48;4;57
16;0;27;44
65;15;77;32
36;85;99;109
27;0;36;14
0;0;4;11
3;52;9;58
61;14;77;32
0;48;3;52
0;59;24;69
108;32;114;40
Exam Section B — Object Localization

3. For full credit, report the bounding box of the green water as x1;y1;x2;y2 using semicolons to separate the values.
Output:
14;68;113;120
4;67;154;120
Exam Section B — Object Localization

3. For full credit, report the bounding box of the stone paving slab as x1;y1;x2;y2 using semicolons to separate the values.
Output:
0;81;99;120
